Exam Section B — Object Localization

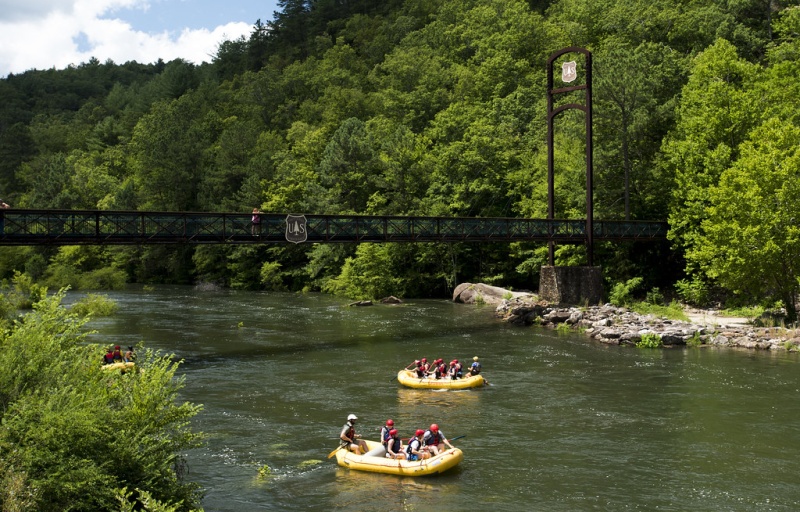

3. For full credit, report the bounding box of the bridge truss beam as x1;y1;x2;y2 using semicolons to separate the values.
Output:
0;210;667;246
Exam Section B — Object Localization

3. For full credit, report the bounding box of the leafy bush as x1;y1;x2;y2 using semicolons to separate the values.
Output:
609;277;643;306
0;290;204;511
686;332;703;347
636;332;663;348
722;305;764;318
645;287;664;305
78;267;127;290
631;301;689;321
675;278;711;307
2;271;47;309
260;261;288;291
70;293;119;317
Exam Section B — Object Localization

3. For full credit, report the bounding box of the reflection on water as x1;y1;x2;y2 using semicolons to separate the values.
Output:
396;387;482;407
332;468;464;511
80;287;800;512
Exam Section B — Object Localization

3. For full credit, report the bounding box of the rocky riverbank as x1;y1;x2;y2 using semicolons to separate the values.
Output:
453;283;800;351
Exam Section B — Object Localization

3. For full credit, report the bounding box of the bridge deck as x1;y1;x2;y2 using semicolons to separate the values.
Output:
0;210;667;246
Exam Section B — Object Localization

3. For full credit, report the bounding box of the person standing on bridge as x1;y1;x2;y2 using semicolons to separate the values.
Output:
0;198;8;234
251;208;262;236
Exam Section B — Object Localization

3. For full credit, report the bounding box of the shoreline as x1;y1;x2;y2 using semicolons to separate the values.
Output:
453;283;800;352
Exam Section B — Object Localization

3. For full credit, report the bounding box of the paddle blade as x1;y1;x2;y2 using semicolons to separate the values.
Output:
327;446;342;459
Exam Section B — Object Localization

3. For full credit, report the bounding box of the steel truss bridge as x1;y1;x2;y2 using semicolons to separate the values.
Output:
0;209;667;246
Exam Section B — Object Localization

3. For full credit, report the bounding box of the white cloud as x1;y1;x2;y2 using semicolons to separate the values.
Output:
0;0;252;76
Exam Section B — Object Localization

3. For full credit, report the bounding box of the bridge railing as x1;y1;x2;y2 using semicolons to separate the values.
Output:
0;209;668;245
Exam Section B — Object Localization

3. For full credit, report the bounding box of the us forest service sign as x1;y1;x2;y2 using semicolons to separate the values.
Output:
562;61;577;83
285;214;307;243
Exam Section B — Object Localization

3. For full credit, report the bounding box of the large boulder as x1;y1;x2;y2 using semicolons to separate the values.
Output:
453;283;534;305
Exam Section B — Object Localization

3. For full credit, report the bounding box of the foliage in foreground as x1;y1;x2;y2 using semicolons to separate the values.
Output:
0;290;204;511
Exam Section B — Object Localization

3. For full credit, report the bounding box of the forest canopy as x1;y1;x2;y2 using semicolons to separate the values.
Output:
1;0;799;319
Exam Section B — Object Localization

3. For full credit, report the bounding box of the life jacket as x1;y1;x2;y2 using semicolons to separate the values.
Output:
423;430;441;446
380;426;391;445
341;423;355;446
112;349;123;361
103;353;114;364
406;438;420;454
415;367;425;378
470;362;481;374
388;437;401;454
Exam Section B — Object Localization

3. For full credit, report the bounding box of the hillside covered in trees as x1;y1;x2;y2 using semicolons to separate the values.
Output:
1;0;799;319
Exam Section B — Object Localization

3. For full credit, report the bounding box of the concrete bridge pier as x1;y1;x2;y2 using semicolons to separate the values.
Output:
539;266;603;306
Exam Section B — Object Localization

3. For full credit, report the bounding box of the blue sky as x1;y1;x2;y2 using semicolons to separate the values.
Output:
0;0;281;77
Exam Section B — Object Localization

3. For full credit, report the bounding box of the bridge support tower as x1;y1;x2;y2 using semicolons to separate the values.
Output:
541;47;602;305
539;266;603;306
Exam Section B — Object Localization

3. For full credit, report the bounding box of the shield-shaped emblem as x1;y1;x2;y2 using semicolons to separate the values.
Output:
285;214;307;244
561;61;577;83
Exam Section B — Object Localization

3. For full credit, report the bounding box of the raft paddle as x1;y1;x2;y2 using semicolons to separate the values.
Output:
450;435;466;442
327;445;345;459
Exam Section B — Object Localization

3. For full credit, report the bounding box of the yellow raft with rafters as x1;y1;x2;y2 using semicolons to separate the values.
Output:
335;440;463;476
102;362;135;372
396;369;486;390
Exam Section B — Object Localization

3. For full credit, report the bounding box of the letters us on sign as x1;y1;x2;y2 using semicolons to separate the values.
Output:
285;214;307;244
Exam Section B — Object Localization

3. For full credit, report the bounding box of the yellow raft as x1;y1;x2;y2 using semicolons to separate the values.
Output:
102;362;135;372
396;369;486;390
335;440;463;476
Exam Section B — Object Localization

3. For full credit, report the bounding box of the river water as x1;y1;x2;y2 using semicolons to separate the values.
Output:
79;286;800;511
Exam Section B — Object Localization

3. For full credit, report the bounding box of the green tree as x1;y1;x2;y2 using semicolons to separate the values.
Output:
593;38;686;220
314;117;381;213
129;88;218;211
689;118;800;322
322;243;405;299
663;39;762;261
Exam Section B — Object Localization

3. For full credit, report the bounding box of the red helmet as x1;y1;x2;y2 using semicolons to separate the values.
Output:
421;358;427;363
430;423;439;432
389;429;398;436
415;429;424;437
453;359;458;364
436;358;443;364
386;419;394;426
414;360;420;365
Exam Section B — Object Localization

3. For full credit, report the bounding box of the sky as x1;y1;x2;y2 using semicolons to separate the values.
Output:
0;0;281;77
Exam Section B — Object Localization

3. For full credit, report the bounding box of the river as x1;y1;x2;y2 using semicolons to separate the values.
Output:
77;286;800;511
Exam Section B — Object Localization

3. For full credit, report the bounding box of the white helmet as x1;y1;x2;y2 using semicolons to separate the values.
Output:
347;414;358;422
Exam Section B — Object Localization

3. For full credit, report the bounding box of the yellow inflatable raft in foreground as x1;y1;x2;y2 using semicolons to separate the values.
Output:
396;369;486;390
335;440;463;476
